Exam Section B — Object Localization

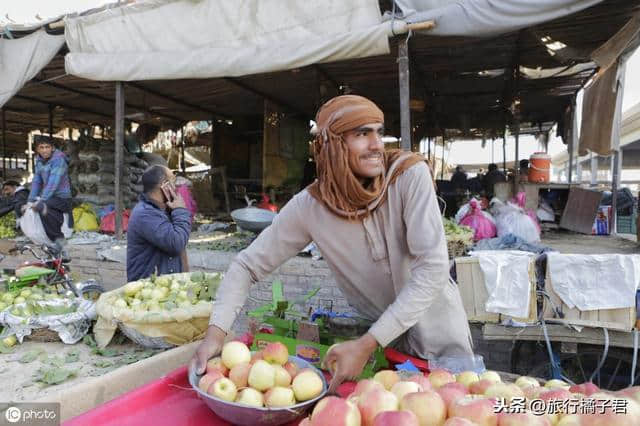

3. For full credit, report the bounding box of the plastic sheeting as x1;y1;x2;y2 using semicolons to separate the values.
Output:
547;253;640;311
64;0;390;81
470;250;534;318
0;29;65;109
393;0;603;36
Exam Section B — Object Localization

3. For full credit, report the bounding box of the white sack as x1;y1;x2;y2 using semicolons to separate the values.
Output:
0;29;65;108
65;0;390;81
547;253;640;311
471;250;534;318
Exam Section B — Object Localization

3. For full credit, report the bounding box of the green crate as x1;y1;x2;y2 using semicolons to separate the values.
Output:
251;333;388;379
617;213;637;235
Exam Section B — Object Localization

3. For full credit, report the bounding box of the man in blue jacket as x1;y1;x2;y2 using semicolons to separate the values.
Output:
126;165;192;281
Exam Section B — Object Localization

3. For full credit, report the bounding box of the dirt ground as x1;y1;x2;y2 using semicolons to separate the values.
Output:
541;229;639;254
0;337;165;403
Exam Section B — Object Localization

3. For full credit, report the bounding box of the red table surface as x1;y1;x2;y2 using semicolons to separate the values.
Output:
63;366;357;426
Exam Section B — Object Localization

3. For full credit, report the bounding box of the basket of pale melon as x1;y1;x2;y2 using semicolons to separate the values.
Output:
189;340;327;426
297;367;640;426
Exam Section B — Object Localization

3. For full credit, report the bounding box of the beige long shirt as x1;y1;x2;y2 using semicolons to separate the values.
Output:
210;163;473;359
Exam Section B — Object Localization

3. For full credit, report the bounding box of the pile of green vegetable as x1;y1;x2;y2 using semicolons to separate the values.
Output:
443;217;474;257
0;212;17;238
0;286;76;315
114;271;221;312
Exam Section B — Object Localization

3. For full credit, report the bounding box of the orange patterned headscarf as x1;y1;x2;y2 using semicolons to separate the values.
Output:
307;95;427;220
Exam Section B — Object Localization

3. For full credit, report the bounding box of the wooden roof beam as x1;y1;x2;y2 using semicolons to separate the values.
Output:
313;64;341;92
126;82;230;120
223;77;310;117
36;80;184;124
13;94;114;120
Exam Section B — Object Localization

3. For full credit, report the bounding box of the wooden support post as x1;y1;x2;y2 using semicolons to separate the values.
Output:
48;104;54;139
210;120;216;198
398;36;411;151
115;82;125;239
568;101;576;184
427;136;431;161
1;110;5;177
441;135;445;180
27;133;33;176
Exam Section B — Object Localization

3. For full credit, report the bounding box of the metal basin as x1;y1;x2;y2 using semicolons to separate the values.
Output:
189;355;327;426
231;207;276;233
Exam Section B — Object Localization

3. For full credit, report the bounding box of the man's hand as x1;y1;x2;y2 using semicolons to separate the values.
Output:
326;333;379;394
167;193;186;210
190;325;227;375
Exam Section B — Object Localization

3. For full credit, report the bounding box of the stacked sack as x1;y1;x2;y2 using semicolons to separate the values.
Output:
71;136;148;209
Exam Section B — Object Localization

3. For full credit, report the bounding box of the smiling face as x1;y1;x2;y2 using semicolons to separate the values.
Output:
343;122;385;180
36;143;54;160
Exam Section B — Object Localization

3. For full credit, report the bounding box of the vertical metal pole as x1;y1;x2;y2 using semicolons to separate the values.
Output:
514;118;520;191
398;36;411;151
427;136;431;160
612;150;619;235
48;104;54;138
591;153;598;186
180;126;186;174
441;134;445;180
1;110;5;177
210;120;216;197
115;82;125;239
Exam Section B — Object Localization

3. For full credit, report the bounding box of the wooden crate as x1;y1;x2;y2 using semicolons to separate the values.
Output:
455;257;537;324
542;268;636;331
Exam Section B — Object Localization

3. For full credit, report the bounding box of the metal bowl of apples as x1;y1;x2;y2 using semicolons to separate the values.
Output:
189;341;328;426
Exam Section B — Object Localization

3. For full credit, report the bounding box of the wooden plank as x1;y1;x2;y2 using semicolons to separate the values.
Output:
482;323;636;348
455;260;476;320
559;187;602;234
469;258;500;323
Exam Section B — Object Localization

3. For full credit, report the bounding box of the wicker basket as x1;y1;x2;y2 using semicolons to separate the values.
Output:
118;322;176;349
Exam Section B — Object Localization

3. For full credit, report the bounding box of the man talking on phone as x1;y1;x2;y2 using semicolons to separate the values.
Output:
126;165;192;281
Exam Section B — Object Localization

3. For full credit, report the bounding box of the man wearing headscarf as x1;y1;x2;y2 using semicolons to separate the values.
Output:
191;95;473;390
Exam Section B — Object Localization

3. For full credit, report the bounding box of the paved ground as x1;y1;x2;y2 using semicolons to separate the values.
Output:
541;230;639;254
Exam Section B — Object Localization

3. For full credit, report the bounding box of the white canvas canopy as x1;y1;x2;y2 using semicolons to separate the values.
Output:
393;0;604;36
0;29;65;109
64;0;392;81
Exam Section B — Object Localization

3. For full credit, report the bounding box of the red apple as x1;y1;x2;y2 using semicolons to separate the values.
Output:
373;410;419;426
273;364;292;387
284;361;299;379
206;357;229;376
350;379;385;398
373;370;401;391
469;379;494;395
484;383;524;404
408;374;433;392
235;387;264;407
444;418;479;426
498;412;551;426
429;368;456;389
292;369;324;402
228;362;251;389
569;382;599;396
299;417;312;426
570;393;640;426
198;371;224;392
391;381;424;401
357;388;399;426
263;341;289;365
311;396;361;426
449;396;498;426
437;382;469;410
400;391;447;426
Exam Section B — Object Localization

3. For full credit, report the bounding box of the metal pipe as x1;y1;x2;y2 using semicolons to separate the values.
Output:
398;35;411;151
115;82;125;239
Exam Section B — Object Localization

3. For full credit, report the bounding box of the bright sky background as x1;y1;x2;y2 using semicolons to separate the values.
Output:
3;2;639;171
2;1;108;25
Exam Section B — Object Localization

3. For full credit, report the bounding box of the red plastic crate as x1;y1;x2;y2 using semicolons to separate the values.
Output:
64;366;356;426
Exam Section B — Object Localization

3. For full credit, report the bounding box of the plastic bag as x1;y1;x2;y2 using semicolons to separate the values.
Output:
99;209;131;234
459;199;497;241
73;204;100;232
513;192;541;233
494;202;541;243
21;207;73;246
176;184;197;219
97;204;115;221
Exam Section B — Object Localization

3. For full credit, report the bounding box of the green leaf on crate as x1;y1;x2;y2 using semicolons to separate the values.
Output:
19;349;44;363
65;349;80;363
92;347;120;357
83;335;97;348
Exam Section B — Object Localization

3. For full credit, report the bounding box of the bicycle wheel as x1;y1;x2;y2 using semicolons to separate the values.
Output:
77;282;105;302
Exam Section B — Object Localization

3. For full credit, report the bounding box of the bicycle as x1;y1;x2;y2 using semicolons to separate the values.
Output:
8;243;105;301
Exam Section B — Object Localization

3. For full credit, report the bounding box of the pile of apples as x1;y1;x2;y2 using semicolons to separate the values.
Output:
198;340;325;408
300;367;640;426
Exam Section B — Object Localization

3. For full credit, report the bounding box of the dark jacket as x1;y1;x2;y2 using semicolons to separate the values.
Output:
126;194;191;282
483;169;507;196
0;187;29;218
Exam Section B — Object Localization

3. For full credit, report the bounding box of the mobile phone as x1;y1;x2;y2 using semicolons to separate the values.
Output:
160;181;176;202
